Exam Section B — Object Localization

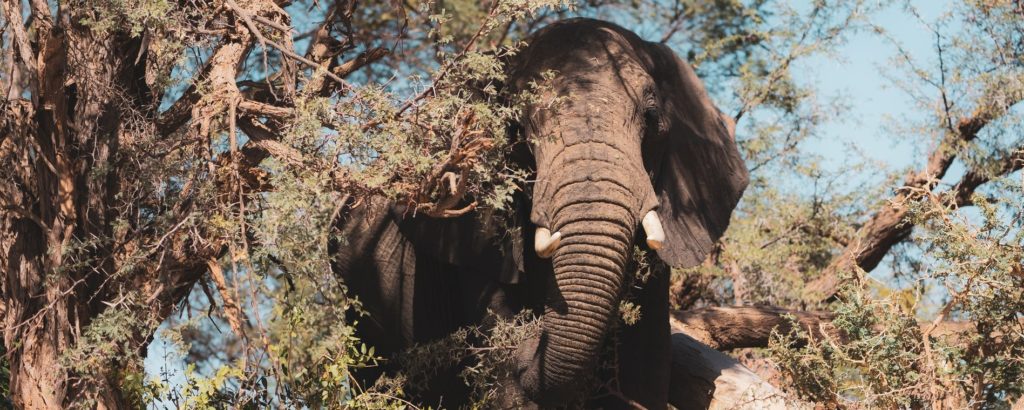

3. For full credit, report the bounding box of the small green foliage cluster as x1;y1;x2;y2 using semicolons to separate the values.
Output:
618;246;654;326
618;301;642;326
711;181;866;305
0;343;10;406
79;0;175;37
460;312;542;404
769;278;925;407
155;362;253;407
79;0;191;90
61;293;159;408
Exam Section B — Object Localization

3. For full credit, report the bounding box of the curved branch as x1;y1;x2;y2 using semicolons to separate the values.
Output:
804;93;1023;303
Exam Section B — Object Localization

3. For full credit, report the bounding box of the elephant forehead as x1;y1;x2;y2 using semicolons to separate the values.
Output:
540;142;639;169
514;21;651;86
532;124;646;167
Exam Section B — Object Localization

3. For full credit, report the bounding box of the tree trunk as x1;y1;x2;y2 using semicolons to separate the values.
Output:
0;4;220;406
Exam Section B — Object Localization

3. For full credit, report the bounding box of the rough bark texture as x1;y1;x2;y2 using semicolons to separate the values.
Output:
2;6;154;406
0;20;217;399
0;1;263;407
671;306;834;351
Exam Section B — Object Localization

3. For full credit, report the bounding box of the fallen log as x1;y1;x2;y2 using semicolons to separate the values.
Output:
668;319;810;410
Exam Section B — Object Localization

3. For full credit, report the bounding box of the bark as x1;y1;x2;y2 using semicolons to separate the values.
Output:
671;306;834;351
2;2;227;407
2;5;142;404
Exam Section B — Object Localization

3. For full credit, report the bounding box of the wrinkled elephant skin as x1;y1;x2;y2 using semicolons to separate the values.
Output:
331;18;748;409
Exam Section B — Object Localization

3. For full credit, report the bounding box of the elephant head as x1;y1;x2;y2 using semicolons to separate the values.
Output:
509;19;749;404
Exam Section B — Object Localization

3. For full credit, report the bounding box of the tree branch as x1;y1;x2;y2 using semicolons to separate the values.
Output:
671;306;833;351
803;94;1023;303
671;305;1021;351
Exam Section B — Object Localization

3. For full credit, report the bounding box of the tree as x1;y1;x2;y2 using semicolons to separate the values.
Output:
1;0;1021;408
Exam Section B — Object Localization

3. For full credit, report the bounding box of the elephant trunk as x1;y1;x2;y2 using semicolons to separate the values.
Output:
519;196;636;403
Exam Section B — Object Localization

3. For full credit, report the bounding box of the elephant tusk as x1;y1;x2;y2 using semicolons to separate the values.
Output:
534;228;562;258
642;210;665;250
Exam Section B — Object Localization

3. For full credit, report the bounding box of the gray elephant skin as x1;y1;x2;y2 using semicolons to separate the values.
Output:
331;18;748;409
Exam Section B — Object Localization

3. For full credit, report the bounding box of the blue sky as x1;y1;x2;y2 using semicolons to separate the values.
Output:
779;0;964;301
794;0;958;180
144;0;960;403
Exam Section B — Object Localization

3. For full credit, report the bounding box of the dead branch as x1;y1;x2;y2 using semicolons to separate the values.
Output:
413;111;495;218
225;0;350;88
206;258;248;338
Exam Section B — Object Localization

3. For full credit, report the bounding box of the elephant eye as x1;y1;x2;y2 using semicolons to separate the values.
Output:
640;87;665;136
643;107;664;136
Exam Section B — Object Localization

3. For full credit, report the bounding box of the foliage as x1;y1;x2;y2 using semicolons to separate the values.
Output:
60;293;161;409
135;0;574;406
0;343;9;407
768;176;1024;407
769;277;926;407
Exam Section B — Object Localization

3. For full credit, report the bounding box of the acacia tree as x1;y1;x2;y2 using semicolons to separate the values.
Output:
673;1;1024;407
0;0;557;406
1;0;1021;408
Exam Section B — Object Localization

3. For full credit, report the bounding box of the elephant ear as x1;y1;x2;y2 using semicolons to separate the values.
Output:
642;42;749;268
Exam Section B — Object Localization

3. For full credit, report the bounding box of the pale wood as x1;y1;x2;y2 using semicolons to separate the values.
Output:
668;322;809;410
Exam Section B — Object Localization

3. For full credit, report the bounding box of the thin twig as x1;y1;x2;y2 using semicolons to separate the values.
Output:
225;0;350;88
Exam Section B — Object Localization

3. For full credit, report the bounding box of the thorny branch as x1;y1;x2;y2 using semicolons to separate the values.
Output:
803;92;1023;303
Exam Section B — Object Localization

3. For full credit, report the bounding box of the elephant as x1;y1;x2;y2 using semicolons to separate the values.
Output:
331;18;748;409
